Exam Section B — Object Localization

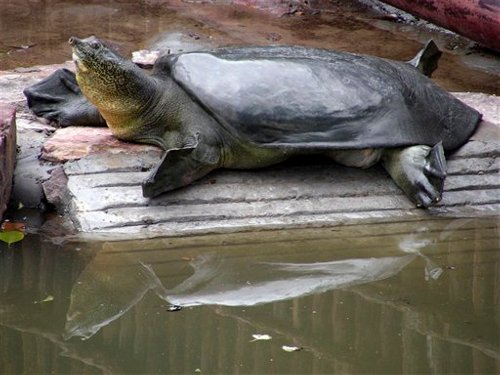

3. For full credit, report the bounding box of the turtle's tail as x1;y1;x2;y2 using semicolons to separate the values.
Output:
408;40;442;78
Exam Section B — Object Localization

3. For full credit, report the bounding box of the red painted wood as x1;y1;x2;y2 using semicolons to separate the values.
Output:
382;0;500;51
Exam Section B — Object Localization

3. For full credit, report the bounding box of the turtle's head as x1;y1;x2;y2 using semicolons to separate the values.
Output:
68;36;124;75
69;36;130;88
69;36;156;139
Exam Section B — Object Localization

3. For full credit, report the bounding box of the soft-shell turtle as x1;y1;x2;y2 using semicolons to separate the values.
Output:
24;37;481;207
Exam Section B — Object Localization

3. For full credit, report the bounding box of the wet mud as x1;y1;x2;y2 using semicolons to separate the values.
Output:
0;0;498;94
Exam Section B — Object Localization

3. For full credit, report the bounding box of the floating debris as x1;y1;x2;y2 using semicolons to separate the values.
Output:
167;305;183;312
250;334;272;342
1;220;26;232
282;345;302;352
34;295;54;304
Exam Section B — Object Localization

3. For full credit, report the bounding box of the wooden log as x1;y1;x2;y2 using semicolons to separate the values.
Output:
380;0;500;51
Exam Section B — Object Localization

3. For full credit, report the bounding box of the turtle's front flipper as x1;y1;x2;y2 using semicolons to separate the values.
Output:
382;143;447;208
142;135;221;198
23;68;106;127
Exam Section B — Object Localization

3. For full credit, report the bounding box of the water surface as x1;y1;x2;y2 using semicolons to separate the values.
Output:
1;218;498;373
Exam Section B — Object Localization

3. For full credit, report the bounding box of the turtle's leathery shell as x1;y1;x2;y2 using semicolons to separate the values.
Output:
162;46;480;151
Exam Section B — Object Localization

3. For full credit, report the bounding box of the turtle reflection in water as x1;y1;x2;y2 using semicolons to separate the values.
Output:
24;37;481;207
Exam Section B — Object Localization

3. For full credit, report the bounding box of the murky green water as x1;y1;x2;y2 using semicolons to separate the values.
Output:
1;218;498;374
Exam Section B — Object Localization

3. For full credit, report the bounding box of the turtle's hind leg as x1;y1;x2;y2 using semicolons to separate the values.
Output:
382;142;447;208
24;68;106;127
407;40;442;77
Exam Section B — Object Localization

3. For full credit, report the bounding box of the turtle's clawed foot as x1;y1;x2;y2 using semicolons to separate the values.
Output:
24;68;106;127
142;136;220;198
420;142;446;206
382;143;447;208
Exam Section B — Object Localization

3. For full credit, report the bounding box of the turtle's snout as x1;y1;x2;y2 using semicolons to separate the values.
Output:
68;37;79;46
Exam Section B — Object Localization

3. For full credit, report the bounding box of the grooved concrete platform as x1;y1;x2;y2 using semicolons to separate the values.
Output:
42;93;499;239
0;63;498;239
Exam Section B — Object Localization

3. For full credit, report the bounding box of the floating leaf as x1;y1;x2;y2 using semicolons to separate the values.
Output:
34;295;54;304
250;334;272;342
282;345;302;352
0;230;24;245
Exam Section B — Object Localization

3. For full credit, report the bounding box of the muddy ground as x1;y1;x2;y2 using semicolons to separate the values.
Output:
0;0;498;94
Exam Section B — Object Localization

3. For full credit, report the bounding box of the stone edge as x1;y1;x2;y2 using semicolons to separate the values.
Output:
0;104;17;220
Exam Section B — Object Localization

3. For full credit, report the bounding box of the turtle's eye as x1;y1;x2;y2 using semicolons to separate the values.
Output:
89;41;101;50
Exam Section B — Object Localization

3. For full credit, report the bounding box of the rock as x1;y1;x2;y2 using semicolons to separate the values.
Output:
41;166;69;211
41;127;162;163
231;0;310;17
0;63;72;210
0;104;17;220
147;31;216;54
132;50;161;69
132;31;217;68
10;118;53;210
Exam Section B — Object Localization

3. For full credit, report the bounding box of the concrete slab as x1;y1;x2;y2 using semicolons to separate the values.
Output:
1;64;498;239
41;94;499;239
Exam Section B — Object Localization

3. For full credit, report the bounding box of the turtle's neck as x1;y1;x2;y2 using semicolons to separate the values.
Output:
76;60;158;141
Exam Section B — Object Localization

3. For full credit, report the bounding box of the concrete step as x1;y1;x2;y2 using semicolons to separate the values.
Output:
1;63;498;239
48;106;499;239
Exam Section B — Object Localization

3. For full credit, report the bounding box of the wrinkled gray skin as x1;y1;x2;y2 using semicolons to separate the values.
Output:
24;37;481;207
